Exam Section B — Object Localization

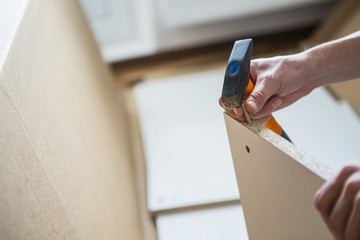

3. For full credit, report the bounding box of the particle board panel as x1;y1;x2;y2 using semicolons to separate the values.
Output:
134;67;239;212
0;0;146;239
156;204;248;240
224;114;333;239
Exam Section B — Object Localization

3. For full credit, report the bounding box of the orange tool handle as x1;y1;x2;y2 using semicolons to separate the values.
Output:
245;78;283;136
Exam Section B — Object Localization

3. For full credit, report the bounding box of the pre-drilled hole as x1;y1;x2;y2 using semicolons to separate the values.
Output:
245;145;250;153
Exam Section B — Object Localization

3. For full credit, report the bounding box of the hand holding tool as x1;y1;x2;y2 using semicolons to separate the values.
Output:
221;39;291;142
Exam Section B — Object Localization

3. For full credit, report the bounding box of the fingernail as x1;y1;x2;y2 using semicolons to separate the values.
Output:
246;100;257;113
272;98;282;109
234;108;241;118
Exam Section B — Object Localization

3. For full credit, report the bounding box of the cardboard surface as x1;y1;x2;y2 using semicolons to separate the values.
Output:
224;114;332;239
0;0;143;239
0;88;61;239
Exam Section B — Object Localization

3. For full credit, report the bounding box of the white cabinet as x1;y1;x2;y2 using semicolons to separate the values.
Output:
79;0;336;62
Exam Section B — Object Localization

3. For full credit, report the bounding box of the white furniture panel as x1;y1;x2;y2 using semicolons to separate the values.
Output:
157;205;248;240
134;68;240;212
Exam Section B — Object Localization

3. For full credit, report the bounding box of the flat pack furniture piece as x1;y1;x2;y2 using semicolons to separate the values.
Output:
0;0;155;239
224;114;334;239
223;2;360;236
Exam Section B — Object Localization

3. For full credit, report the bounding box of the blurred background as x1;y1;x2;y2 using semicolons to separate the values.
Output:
77;0;360;239
78;0;336;62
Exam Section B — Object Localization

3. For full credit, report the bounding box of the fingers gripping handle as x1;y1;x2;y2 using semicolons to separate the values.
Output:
247;79;292;142
221;38;292;142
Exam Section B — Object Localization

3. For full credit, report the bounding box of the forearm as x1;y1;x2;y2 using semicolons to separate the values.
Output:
302;30;360;89
222;31;360;122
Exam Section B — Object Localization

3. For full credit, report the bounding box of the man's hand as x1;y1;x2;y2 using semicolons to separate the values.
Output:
245;54;314;124
315;164;360;240
219;53;315;124
219;31;360;124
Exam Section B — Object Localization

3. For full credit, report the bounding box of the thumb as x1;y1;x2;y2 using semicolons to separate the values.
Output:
245;81;278;115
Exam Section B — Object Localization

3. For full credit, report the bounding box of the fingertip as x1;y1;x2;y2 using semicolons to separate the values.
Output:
234;107;243;118
313;180;342;220
225;109;236;118
219;98;225;108
314;189;322;208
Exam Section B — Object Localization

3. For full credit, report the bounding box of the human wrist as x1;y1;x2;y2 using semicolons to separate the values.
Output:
285;51;318;91
299;34;360;88
296;49;321;90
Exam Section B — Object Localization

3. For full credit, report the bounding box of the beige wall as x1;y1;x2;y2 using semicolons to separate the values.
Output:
0;0;142;239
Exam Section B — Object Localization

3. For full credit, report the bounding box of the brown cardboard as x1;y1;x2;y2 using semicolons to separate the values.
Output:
0;87;62;239
0;0;145;239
